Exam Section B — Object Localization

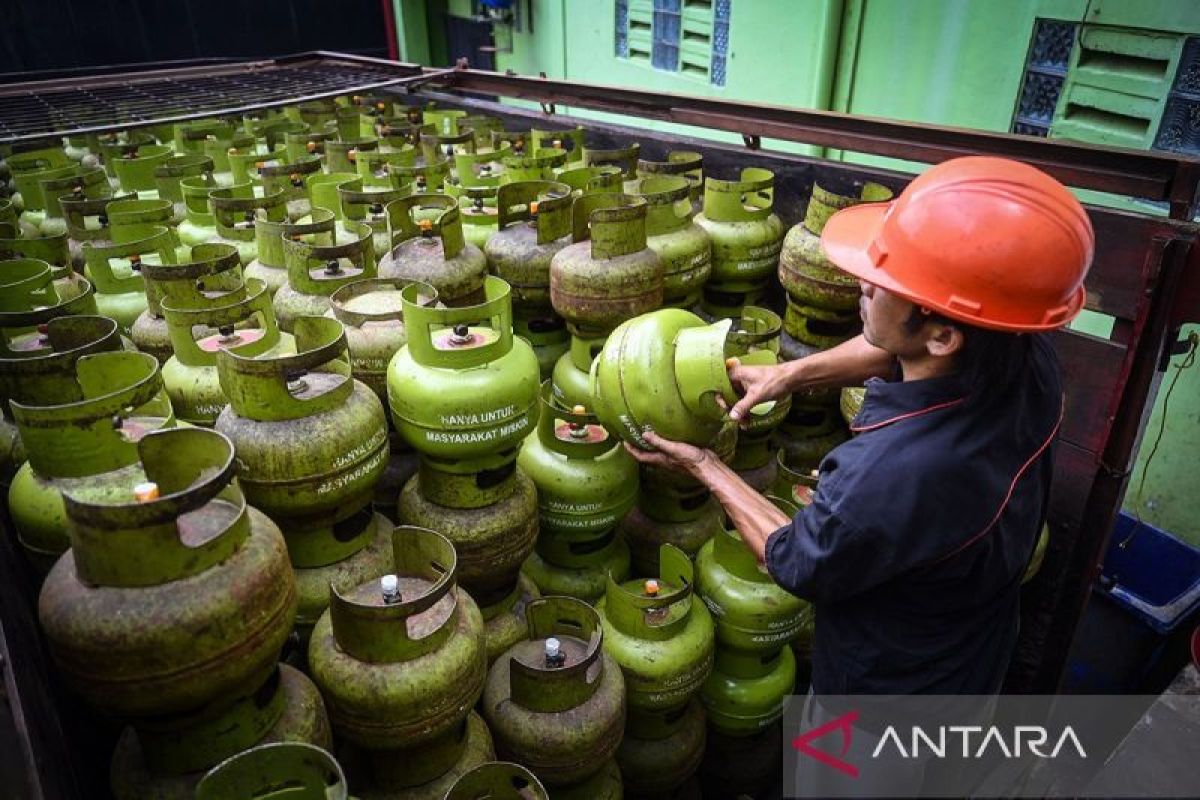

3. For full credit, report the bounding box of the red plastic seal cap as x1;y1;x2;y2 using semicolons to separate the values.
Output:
820;156;1095;332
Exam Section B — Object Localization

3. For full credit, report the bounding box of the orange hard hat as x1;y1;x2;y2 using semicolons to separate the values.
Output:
820;156;1094;332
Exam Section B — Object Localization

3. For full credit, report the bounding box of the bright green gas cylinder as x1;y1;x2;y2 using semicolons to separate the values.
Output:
337;181;410;258
446;761;548;800
246;207;336;295
518;382;637;603
154;154;215;222
81;222;175;335
177;175;219;247
0;229;90;302
110;665;332;800
38;426;297;718
598;544;715;713
555;164;623;196
8;148;73;234
160;278;296;426
499;149;567;184
530;126;585;164
482;597;626;789
132;242;243;363
215;316;391;641
111;143;173;200
357;146;418;190
693;168;784;319
37;164;110;239
636;151;704;211
389;156;452;195
274;219;377;333
379;194;488;306
308;526;487;750
254;152;322;221
583;143;640;180
484;180;573;314
700;644;796;738
457;187;500;251
726;306;792;491
628;174;712;310
196;741;346;800
208;184;290;264
106;197;191;263
7;350;178;570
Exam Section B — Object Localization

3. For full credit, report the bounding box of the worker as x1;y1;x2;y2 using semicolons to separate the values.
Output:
625;156;1094;793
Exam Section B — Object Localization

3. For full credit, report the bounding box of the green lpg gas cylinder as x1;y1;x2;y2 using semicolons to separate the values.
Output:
60;191;131;271
110;665;333;800
618;499;726;578
214;316;390;640
226;145;289;187
555;164;623;196
112;144;173;200
636;151;704;208
327;138;378;176
627;175;712;310
484;180;573;314
154;154;215;225
424;107;467;136
177;176;220;247
256;153;323;220
700;644;796;738
549;193;663;338
357;146;418;190
456;186;500;251
518;383;637;601
285;125;338;163
205;133;256;188
208;184;289;264
0;226;90;301
593;310;775;449
8;150;74;235
550;330;605;411
770;448;819;513
693;168;784;319
37;164;110;238
726;307;792;490
196;741;347;800
308;526;487;750
499;149;567;184
450;144;510;194
81;222;178;334
783;294;862;349
598;544;715;712
340;710;494;800
583;143;640;180
617;699;706;795
132;242;243;363
458;115;504;148
389;156;453;196
446;761;548;800
8;350;178;570
515;310;569;382
379;194;487;306
779;179;893;312
338;182;410;257
696;526;808;652
174;120;234;157
38;427;297;718
306;172;362;222
106;197;191;263
160;279;296;426
420;130;476;167
482;597;626;788
0;309;115;500
274;219;377;333
387;276;540;470
245;207;337;295
530;126;585;164
476;571;541;666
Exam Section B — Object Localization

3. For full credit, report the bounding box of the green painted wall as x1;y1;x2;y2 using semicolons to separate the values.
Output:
404;0;1200;546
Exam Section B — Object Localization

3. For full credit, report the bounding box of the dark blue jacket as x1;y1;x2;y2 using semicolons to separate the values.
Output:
765;335;1062;694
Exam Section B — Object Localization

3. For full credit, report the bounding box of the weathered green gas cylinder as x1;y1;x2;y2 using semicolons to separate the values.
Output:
177;176;220;247
446;761;549;800
208;184;290;264
593;310;772;449
774;421;850;474
555;164;624;196
458;115;503;148
424;107;468;136
598;544;715;714
81;222;177;334
726;307;792;491
420;131;476;168
112;144;173;199
387;276;540;472
8;350;178;569
455;186;500;251
485;180;573;313
450;144;510;194
636;151;704;209
59;191;128;268
550;192;663;338
205;133;256;188
784;294;862;349
518;383;637;602
37;164;111;239
154;154;216;225
246;207;336;295
38;426;297;717
132;243;243;363
8;148;73;234
528;126;584;165
110;665;333;800
327;138;379;176
226;145;288;187
779;179;893;313
308;526;487;750
106;197;191;263
0;229;90;301
256;153;323;220
770;448;819;514
338;182;411;258
0;308;113;499
696;526;808;653
285;124;339;164
274;220;377;333
379;194;488;306
482;597;626;788
160;279;296;426
389;156;453;196
693;168;784;319
473;572;541;667
196;741;347;800
174;120;234;157
618;498;726;578
215;316;391;639
700;643;796;737
357;146;418;192
617;699;707;795
499;149;568;184
583;143;640;180
627;175;712;310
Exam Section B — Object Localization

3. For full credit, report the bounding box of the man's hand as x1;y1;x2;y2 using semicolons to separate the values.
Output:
623;430;713;479
727;361;791;423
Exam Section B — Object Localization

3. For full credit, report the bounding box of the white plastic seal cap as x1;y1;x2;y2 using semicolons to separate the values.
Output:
381;574;399;598
545;637;561;659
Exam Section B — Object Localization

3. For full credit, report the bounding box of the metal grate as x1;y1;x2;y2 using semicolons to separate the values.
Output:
1154;36;1200;156
0;55;433;144
1011;19;1078;137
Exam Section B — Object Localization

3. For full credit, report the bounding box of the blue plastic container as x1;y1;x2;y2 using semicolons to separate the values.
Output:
1065;512;1200;691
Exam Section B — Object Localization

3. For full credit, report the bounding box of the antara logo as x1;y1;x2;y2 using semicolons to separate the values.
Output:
791;710;861;778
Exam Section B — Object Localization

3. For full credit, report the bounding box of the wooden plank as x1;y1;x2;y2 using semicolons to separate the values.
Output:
1051;329;1128;453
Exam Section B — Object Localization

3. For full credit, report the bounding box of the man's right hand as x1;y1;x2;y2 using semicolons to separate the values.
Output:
727;361;792;423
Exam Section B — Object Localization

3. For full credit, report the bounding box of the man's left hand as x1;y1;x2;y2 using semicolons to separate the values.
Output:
624;430;713;479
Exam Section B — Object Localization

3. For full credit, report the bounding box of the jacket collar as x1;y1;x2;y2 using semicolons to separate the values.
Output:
851;371;968;433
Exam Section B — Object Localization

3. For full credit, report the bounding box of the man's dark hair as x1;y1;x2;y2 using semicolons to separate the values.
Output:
904;307;1031;406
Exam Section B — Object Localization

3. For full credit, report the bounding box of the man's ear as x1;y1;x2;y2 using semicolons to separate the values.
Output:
925;322;964;359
